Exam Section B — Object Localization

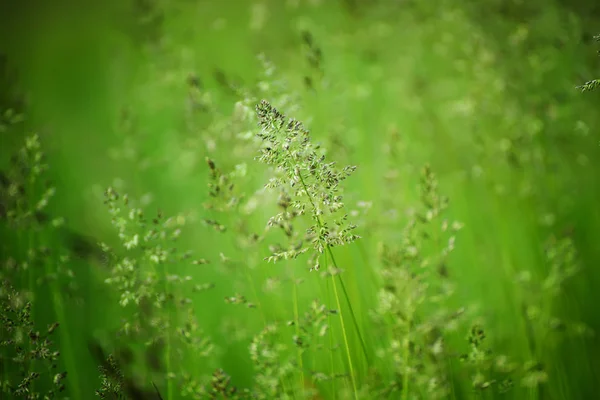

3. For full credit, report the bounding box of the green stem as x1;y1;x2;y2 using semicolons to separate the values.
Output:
401;313;412;400
46;262;81;400
25;174;36;394
330;270;358;400
327;248;370;364
292;275;306;394
297;172;369;363
296;173;366;399
325;257;337;400
328;328;336;400
162;263;173;400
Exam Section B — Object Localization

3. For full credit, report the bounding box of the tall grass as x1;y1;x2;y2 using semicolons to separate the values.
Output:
1;0;599;399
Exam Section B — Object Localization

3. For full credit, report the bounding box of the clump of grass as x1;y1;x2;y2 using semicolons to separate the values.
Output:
459;324;516;394
177;309;219;399
0;281;66;399
517;236;593;344
95;354;125;399
371;165;467;399
0;131;61;234
249;323;296;399
93;347;166;400
0;126;83;399
0;129;77;299
207;368;251;400
513;235;593;392
293;299;340;395
100;187;216;399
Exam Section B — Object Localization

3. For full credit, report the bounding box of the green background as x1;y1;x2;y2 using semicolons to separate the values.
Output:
1;0;599;398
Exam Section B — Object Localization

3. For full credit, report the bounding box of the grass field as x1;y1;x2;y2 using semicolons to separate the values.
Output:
1;0;600;399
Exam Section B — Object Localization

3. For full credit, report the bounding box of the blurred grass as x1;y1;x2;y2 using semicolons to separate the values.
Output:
1;0;600;398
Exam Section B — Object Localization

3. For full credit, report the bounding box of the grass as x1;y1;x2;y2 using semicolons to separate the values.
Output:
1;0;600;399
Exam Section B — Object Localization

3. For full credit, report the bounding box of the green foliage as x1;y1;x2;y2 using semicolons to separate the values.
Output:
207;369;250;400
100;187;218;398
0;282;66;399
1;2;599;400
372;165;465;399
95;355;125;399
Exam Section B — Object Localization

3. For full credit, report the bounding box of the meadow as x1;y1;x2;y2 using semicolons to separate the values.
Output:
1;0;600;399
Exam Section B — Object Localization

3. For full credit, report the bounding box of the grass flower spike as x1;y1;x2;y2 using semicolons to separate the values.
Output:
254;99;368;399
255;99;359;268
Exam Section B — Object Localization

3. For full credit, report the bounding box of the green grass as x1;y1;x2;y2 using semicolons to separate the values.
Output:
1;0;600;399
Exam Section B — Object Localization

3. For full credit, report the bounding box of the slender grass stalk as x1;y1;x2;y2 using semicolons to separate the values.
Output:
327;248;369;364
45;261;81;400
296;173;361;400
401;312;412;400
27;175;37;395
324;256;337;400
292;273;306;394
330;270;358;400
297;172;369;363
162;262;173;400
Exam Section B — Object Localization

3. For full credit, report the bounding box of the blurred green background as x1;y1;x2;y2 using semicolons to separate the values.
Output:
1;0;600;398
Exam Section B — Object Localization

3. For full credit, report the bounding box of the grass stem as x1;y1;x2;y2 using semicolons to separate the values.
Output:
330;270;358;400
46;260;81;400
292;275;306;395
297;172;369;365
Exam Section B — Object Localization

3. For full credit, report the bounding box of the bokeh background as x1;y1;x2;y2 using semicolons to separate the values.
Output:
1;0;600;399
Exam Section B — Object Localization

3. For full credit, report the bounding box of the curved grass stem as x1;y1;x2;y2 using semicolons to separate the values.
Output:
327;247;370;364
330;268;359;400
296;172;369;399
292;275;306;394
297;173;369;362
